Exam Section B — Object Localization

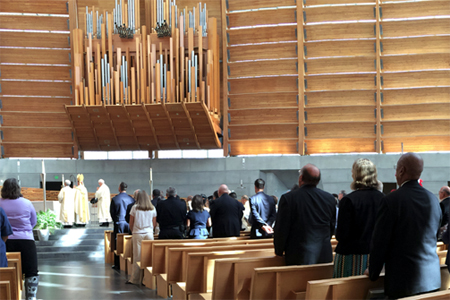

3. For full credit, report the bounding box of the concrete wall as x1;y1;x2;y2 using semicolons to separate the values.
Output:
0;153;449;202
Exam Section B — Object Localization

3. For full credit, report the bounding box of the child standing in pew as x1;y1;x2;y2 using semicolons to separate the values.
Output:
128;190;157;285
0;206;13;267
186;195;212;239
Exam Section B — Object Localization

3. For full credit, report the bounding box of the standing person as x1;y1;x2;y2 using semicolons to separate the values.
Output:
125;190;139;232
210;185;244;238
151;189;162;208
249;179;276;239
186;195;211;239
95;179;111;227
156;187;187;239
368;153;442;298
58;180;75;227
438;186;450;238
274;164;336;266
74;174;90;226
127;190;157;285
0;206;13;267
240;195;251;230
110;182;134;270
333;158;384;278
0;178;39;300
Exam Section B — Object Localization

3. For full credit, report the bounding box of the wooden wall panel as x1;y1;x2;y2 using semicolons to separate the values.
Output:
228;109;297;126
228;59;297;78
382;87;450;105
1;128;73;143
227;25;297;45
229;124;298;140
227;0;296;11
1;66;71;81
380;19;450;38
382;136;450;153
305;107;375;124
306;56;375;75
228;93;298;110
1;97;71;113
0;49;71;65
382;71;450;89
1;81;72;97
305;74;376;91
0;112;71;128
0;32;70;48
228;42;297;62
227;8;296;28
381;1;450;19
305;138;376;154
306;0;374;5
382;36;450;55
229;140;298;156
305;22;375;41
305;90;375;107
305;40;376;58
382;104;450;121
0;0;69;14
306;122;375;139
382;120;450;138
1;144;74;158
382;53;450;72
0;16;69;31
304;5;374;23
229;76;297;94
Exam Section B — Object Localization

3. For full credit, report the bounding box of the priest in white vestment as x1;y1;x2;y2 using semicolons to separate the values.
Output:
95;179;111;226
58;179;75;225
74;174;90;224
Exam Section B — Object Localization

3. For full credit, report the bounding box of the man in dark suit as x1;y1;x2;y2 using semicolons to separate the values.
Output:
442;208;450;273
110;182;135;269
156;187;187;239
439;186;450;236
369;153;442;298
210;184;244;238
151;189;162;208
249;178;276;239
274;164;336;265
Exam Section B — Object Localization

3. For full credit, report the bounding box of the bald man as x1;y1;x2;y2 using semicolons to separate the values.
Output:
369;153;442;298
210;184;244;238
439;186;450;230
274;164;336;265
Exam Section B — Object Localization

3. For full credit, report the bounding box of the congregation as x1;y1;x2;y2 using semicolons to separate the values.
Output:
0;152;449;299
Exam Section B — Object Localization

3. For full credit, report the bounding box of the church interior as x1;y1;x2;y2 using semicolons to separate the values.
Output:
0;0;449;299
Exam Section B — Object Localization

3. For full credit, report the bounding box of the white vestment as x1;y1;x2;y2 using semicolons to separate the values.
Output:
74;183;90;223
95;184;111;222
58;186;75;223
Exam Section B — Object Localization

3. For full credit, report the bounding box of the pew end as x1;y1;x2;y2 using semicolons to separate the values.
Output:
126;257;133;276
0;267;18;300
143;267;156;290
157;273;170;298
173;282;187;300
0;281;12;300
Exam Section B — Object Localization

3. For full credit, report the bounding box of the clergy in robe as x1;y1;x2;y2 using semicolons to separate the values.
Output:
58;180;75;225
74;174;90;225
95;179;111;227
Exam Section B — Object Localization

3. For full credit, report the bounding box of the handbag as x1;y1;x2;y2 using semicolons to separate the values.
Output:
90;197;98;204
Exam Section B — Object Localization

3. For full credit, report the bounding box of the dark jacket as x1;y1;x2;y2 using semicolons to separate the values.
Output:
274;185;336;266
156;196;187;232
440;196;450;227
210;193;244;238
249;191;276;238
110;192;134;225
442;208;450;273
335;188;384;255
125;201;136;233
369;181;442;298
151;196;162;209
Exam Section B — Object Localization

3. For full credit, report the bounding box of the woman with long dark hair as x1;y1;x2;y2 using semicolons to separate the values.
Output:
186;195;211;239
0;178;39;299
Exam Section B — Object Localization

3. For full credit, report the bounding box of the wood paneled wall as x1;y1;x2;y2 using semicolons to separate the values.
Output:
0;0;75;158
222;0;450;156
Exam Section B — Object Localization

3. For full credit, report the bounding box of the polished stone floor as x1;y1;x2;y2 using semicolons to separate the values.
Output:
36;259;162;300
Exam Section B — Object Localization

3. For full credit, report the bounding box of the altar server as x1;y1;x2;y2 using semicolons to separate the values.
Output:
74;174;90;225
58;180;75;226
96;179;111;227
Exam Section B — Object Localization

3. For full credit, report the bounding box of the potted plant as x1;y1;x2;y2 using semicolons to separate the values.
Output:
34;209;62;241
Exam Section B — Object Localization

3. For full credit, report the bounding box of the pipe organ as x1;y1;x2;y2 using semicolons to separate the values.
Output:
65;0;221;152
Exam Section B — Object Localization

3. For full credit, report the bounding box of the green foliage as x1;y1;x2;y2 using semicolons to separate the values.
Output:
33;209;62;234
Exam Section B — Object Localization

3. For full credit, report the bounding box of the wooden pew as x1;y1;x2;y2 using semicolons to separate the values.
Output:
104;230;114;264
172;248;275;300
6;253;22;291
0;267;18;300
0;281;11;300
436;242;448;251
399;290;450;300
305;265;450;300
114;233;128;271
203;256;285;300
437;250;447;265
121;235;133;274
248;263;334;300
140;237;252;289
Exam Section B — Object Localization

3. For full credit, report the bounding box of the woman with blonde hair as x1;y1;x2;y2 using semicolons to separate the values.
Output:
333;158;384;278
127;190;156;284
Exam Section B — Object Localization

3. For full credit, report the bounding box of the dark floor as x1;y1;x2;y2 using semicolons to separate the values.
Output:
37;259;163;300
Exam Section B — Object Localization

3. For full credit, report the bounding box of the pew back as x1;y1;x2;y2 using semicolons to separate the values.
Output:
250;263;334;300
399;290;450;300
212;256;285;300
186;248;275;295
6;253;22;290
115;233;128;255
168;242;274;283
0;281;11;300
140;237;249;269
104;230;114;264
0;267;18;300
